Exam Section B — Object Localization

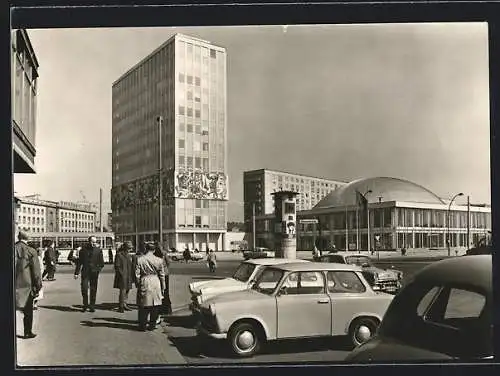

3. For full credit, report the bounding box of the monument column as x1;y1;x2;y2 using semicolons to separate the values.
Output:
272;190;299;259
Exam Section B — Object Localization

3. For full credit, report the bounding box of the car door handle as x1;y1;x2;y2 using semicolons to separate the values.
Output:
317;299;329;304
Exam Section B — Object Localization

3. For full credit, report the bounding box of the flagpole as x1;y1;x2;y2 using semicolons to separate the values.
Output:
367;206;371;254
345;206;348;251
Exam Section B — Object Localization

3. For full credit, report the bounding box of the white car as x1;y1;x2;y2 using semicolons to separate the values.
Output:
188;258;310;314
196;262;394;357
190;250;204;261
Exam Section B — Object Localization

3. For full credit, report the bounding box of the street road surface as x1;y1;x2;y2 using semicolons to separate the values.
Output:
33;259;432;365
161;258;431;364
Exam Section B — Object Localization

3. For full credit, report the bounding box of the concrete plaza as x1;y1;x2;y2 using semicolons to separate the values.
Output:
16;272;187;367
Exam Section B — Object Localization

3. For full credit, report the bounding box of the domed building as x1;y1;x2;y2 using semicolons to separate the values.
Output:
254;176;491;252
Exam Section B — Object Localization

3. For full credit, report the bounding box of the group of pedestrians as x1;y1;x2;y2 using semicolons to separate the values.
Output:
15;233;173;338
112;240;172;330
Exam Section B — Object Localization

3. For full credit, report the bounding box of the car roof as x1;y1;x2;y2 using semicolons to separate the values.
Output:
413;255;492;291
323;252;368;258
271;262;362;272
246;258;310;266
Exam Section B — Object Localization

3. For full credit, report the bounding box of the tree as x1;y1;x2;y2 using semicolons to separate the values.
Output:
227;221;245;232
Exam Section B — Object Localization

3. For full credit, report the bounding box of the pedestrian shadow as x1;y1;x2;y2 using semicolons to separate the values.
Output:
80;320;139;332
93;316;138;325
38;304;83;312
169;335;352;360
93;302;120;312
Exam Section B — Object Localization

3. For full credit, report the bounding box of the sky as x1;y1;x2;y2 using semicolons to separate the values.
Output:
13;23;491;222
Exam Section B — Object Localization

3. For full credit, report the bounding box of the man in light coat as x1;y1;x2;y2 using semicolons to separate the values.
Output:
15;231;42;339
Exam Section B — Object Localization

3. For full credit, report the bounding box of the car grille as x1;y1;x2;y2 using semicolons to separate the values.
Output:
199;309;218;333
375;279;400;292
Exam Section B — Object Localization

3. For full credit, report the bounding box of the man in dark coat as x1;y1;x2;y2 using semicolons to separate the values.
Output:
74;236;105;312
154;242;172;315
42;242;57;281
15;231;42;339
113;241;134;312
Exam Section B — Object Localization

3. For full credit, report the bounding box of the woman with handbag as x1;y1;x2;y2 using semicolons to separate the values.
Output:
135;242;165;331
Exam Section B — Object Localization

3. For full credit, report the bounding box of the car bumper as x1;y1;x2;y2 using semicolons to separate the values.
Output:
373;281;402;294
196;324;227;340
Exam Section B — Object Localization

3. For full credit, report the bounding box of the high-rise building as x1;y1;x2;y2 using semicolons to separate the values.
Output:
243;169;347;224
111;34;228;251
12;29;39;174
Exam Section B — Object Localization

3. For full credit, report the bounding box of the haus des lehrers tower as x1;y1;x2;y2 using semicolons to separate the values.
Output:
111;34;228;251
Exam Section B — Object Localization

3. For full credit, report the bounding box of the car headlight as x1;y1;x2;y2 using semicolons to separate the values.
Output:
209;304;216;316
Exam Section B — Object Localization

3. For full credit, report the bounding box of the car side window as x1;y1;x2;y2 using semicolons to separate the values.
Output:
444;289;485;320
281;272;325;295
327;271;366;293
424;287;486;328
416;286;441;317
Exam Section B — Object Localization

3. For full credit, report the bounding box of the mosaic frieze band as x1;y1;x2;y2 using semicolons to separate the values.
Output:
111;169;228;210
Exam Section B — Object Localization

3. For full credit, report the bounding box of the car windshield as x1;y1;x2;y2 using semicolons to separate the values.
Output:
232;262;257;282
251;267;284;295
345;256;372;267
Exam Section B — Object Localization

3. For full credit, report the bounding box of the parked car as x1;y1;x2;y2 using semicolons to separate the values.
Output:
190;249;204;261
345;255;493;362
319;252;403;294
465;246;491;256
189;258;310;314
167;248;183;261
242;247;275;260
196;262;394;357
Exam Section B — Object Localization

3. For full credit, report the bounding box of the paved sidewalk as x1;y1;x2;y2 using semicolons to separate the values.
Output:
16;273;186;367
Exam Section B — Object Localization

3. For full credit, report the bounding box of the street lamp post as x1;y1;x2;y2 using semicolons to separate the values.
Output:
356;189;372;251
447;192;464;257
252;202;256;251
157;116;163;245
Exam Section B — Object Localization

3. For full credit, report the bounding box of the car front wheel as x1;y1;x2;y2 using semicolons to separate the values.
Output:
348;317;379;348
228;322;262;357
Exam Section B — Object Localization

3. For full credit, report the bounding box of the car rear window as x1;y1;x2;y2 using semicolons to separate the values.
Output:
327;271;366;293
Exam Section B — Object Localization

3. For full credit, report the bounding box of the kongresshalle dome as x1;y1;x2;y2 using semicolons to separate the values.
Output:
314;176;445;209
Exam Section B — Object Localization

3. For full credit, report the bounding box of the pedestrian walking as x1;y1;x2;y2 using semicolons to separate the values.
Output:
33;248;44;310
68;246;81;266
154;242;172;316
207;249;217;273
74;236;105;312
15;231;42;339
113;241;134;312
42;242;57;281
183;247;190;263
135;242;165;331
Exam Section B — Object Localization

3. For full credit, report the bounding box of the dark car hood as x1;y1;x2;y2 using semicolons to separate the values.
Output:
345;336;454;362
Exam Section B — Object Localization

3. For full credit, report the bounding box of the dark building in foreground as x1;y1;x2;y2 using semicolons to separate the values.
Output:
111;34;228;251
12;29;39;174
253;177;491;251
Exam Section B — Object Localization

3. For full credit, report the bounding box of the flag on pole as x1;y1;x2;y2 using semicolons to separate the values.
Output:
355;190;368;214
